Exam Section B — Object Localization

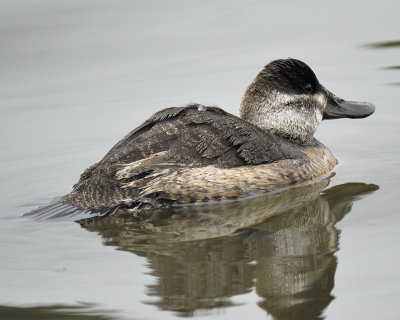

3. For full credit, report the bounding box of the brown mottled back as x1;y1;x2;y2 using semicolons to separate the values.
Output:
63;104;308;212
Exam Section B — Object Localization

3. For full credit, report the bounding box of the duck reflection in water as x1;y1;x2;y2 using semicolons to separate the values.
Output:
80;180;378;319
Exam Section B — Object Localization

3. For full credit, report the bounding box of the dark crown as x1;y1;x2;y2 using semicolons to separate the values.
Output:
256;58;320;95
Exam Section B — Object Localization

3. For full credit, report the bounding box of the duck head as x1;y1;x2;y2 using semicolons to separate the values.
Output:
240;59;375;142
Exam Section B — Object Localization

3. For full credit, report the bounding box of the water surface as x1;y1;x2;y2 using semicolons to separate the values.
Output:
0;0;399;319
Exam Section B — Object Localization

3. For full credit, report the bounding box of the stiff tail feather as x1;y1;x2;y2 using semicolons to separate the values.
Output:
24;197;116;222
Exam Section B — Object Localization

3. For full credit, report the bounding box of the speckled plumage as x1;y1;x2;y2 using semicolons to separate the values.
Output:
63;104;337;212
62;58;374;213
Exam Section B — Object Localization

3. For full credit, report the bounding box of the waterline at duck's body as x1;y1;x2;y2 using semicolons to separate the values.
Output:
61;59;374;213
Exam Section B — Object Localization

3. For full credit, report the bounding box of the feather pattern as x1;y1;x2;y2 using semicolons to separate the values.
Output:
63;104;324;212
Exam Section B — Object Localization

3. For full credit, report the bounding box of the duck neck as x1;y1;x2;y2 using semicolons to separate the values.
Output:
240;90;322;143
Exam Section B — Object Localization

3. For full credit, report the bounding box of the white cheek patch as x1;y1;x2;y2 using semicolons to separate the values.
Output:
254;91;325;141
315;108;323;122
314;92;327;108
273;92;306;105
314;93;327;123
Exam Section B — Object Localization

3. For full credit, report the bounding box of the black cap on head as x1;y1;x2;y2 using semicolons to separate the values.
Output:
259;59;321;95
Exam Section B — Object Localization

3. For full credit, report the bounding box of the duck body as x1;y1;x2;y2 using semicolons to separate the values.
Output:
63;59;374;213
64;105;336;212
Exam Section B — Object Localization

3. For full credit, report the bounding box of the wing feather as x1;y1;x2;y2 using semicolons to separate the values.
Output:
66;104;306;210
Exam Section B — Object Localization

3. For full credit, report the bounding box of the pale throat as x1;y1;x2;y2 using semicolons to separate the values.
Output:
241;92;326;142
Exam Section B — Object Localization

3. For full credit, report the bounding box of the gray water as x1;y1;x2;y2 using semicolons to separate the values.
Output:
0;0;399;319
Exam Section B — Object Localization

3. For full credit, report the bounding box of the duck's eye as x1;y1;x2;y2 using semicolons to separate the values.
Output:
304;84;313;93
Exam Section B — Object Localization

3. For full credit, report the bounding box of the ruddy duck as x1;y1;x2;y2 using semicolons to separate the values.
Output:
63;59;374;213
